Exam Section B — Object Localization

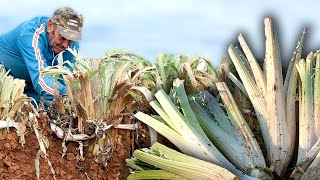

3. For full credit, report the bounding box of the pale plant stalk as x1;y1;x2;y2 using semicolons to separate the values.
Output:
199;90;235;136
190;99;248;170
127;170;187;180
296;52;316;163
149;101;179;132
227;17;296;176
216;82;266;169
172;79;204;134
282;31;305;168
284;28;306;97
157;54;171;93
171;79;257;179
131;142;238;180
290;137;320;179
226;72;249;97
135;81;258;179
285;59;298;164
264;17;291;175
300;151;320;180
314;52;320;138
228;44;271;159
290;51;320;179
206;82;270;178
134;112;191;155
238;34;266;97
234;46;255;84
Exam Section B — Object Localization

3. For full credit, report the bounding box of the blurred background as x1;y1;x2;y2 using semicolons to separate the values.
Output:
0;0;318;66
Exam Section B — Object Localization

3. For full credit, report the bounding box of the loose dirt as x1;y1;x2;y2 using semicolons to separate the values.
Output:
0;114;108;180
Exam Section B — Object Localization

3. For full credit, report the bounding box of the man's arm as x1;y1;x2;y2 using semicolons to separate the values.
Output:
18;24;68;101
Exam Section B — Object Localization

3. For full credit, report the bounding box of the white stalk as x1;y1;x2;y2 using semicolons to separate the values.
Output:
226;71;249;97
284;28;306;97
238;34;266;97
264;17;290;175
285;59;298;167
290;137;320;179
314;52;320;139
300;151;320;180
228;44;271;159
216;82;266;169
50;123;95;141
0;119;20;131
133;143;239;180
296;52;316;163
136;85;257;179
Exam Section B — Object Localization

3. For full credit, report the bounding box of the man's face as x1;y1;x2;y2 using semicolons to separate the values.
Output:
48;21;73;54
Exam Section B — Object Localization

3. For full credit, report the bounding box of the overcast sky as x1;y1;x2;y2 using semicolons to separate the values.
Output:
0;0;319;66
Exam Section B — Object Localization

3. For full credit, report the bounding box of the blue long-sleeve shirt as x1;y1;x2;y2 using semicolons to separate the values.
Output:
0;16;79;102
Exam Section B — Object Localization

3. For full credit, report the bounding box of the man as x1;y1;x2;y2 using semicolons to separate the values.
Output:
0;7;83;106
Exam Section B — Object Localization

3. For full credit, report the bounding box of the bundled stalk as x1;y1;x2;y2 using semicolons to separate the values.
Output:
290;51;320;179
296;52;317;162
135;78;258;179
314;53;320;138
227;17;299;176
190;84;271;178
127;142;238;180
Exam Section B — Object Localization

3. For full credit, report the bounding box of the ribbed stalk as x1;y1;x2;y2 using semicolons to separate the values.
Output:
132;142;238;180
156;82;246;178
128;170;187;180
300;152;320;180
190;89;271;179
172;79;204;134
285;59;298;166
228;44;271;160
189;98;247;170
290;138;320;179
149;101;179;132
149;142;230;172
264;17;291;175
234;46;255;81
238;34;266;97
296;52;316;163
226;71;249;97
284;28;306;97
216;82;266;169
199;90;235;136
134;112;189;154
314;53;320;138
135;80;258;179
227;17;296;176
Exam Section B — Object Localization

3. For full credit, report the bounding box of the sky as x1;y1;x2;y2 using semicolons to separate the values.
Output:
0;0;319;66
